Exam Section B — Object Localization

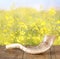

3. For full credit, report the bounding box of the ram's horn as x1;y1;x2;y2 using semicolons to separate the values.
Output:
6;35;56;54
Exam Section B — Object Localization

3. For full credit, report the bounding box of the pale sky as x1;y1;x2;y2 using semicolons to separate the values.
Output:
0;0;60;10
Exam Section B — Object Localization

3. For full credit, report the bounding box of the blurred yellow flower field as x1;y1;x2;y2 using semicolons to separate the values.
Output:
0;8;60;46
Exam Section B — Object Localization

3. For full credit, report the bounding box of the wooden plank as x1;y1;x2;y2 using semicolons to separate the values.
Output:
54;45;60;59
0;46;60;59
0;46;24;59
50;46;56;59
23;53;44;59
43;49;51;59
23;49;51;59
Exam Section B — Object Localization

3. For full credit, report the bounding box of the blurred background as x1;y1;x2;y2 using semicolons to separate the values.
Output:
0;0;60;45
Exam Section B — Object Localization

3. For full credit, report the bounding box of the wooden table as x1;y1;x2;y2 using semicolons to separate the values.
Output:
0;46;60;59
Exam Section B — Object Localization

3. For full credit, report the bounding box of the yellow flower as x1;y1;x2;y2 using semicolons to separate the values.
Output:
56;20;60;24
32;36;40;44
30;22;36;27
19;22;28;29
39;28;44;34
10;33;14;37
17;36;24;43
34;26;39;31
19;22;24;25
32;36;40;40
42;13;46;18
3;29;7;33
58;36;60;39
41;21;46;26
49;8;56;15
28;34;31;36
7;23;12;27
19;36;24;40
43;27;48;33
27;36;30;39
20;31;25;35
5;15;9;20
28;16;32;20
4;42;10;45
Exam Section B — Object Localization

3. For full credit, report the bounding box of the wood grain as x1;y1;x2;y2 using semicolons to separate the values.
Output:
0;46;60;59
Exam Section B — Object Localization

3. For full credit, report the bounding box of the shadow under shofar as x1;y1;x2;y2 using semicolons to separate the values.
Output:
6;35;56;54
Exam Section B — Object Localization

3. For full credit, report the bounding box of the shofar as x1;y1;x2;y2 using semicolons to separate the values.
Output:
6;35;56;54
